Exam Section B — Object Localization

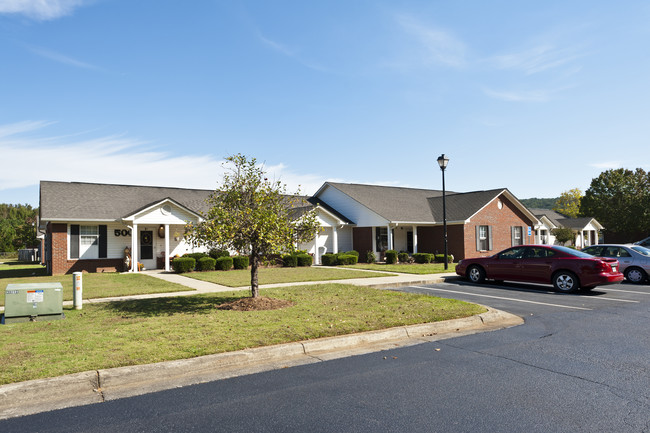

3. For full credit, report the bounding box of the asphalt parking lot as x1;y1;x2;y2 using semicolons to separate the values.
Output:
393;278;650;317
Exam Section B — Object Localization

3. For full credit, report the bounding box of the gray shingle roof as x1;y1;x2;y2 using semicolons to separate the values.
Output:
324;182;508;223
40;181;214;221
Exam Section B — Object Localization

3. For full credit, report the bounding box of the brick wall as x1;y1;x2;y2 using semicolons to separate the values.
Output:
48;222;125;275
462;196;535;259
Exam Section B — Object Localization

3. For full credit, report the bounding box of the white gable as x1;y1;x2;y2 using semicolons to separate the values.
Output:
126;200;202;225
316;184;387;227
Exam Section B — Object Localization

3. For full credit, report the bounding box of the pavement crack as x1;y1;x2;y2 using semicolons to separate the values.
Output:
94;370;105;402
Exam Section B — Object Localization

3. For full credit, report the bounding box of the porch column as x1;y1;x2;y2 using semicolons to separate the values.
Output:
332;226;339;254
387;224;393;251
314;231;320;265
164;224;170;272
413;226;418;254
131;224;138;273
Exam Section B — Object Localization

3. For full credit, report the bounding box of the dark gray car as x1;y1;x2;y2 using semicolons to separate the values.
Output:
582;244;650;284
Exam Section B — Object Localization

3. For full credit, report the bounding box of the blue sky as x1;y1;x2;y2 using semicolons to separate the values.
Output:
1;0;649;207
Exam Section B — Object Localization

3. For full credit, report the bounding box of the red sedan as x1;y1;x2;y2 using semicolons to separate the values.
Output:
456;245;624;293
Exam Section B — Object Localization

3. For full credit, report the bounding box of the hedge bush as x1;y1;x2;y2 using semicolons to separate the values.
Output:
197;256;216;271
296;253;312;267
345;250;359;257
398;252;410;263
232;255;249;270
215;256;233;271
413;253;434;264
209;249;230;259
172;257;196;273
321;253;338;266
282;254;298;267
385;250;398;264
366;251;376;263
183;252;208;262
336;254;358;265
434;254;454;264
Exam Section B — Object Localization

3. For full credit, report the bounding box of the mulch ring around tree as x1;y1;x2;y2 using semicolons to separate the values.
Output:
217;296;294;311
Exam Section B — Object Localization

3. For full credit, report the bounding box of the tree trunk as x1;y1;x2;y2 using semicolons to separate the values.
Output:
250;253;260;298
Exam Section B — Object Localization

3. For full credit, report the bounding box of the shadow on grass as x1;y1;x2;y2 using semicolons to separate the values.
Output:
0;266;48;279
103;294;248;317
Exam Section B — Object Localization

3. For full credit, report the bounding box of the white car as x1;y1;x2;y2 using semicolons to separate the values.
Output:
582;244;650;284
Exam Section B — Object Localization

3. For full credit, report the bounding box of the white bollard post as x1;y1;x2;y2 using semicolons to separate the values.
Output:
73;272;83;310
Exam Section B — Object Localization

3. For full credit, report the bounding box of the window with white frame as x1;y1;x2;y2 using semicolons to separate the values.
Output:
477;225;492;251
512;226;523;246
70;224;106;259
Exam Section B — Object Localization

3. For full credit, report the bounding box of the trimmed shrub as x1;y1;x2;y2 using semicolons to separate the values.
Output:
215;256;233;271
232;255;249;270
398;252;410;263
434;254;454;264
337;254;358;265
209;249;230;259
296;253;312;267
183;252;208;262
345;250;359;258
413;253;434;264
366;251;377;263
321;253;338;266
197;256;216;271
172;257;195;273
385;250;398;264
282;254;298;267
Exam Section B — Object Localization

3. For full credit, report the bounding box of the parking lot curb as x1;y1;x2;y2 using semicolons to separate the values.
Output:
0;307;522;420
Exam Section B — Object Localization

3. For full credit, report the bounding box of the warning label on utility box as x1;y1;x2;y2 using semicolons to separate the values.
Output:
27;290;44;303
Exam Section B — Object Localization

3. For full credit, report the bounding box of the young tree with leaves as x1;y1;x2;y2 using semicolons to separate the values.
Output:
187;154;320;298
553;188;582;218
580;168;650;240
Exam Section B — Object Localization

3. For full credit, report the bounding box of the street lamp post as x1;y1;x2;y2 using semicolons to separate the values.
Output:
437;154;449;270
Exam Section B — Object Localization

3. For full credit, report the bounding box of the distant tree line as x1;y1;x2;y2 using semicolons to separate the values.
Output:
519;197;558;209
0;204;39;252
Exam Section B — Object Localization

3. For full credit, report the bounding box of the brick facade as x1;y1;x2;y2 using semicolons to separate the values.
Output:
47;222;125;275
462;196;535;259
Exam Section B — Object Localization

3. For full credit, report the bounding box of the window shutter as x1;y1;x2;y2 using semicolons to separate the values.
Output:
99;225;107;258
476;226;480;251
70;224;79;259
488;226;493;250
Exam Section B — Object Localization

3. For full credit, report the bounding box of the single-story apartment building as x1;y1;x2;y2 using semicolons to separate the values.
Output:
530;208;603;248
39;180;543;275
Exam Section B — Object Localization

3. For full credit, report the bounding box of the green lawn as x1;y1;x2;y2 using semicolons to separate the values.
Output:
186;266;396;287
0;284;486;385
1;265;192;306
344;262;457;275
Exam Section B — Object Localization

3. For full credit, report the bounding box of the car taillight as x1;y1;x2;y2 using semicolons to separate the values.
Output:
594;260;613;272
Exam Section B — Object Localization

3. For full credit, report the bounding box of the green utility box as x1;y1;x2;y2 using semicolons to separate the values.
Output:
2;283;64;324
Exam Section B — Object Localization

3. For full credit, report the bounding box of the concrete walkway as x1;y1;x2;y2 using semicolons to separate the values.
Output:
0;268;524;420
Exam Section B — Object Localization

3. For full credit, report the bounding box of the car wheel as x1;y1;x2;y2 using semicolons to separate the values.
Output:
624;267;647;284
553;271;579;293
467;265;486;283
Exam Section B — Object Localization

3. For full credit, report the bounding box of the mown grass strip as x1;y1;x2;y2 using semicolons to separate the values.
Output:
1;272;192;306
185;266;395;287
0;284;485;385
344;263;457;275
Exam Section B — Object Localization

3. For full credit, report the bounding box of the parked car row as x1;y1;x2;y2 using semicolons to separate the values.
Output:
581;244;650;284
455;244;647;293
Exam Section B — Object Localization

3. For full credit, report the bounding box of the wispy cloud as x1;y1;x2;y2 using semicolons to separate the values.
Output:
0;0;89;21
395;14;466;68
28;46;101;70
0;122;328;198
491;45;584;75
482;88;554;103
257;32;328;72
590;161;623;170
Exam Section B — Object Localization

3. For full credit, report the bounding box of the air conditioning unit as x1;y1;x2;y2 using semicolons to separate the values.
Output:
2;283;64;324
